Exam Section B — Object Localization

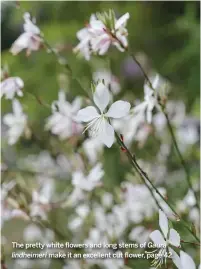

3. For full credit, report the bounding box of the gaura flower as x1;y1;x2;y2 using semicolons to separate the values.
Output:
133;76;159;124
74;11;130;60
91;11;130;55
46;91;83;140
77;81;130;147
10;12;42;56
1;77;24;100
148;209;180;268
73;14;96;61
133;73;170;124
72;163;104;191
3;99;28;145
93;69;121;95
171;250;200;269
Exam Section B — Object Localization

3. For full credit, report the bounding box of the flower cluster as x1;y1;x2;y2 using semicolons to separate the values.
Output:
1;8;200;269
74;10;130;60
10;12;42;56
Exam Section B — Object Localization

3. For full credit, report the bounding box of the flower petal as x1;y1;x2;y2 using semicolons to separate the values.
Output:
93;82;110;112
12;99;23;116
146;108;152;123
99;120;114;148
159;209;168;239
106;101;131;119
169;228;180;247
115;13;130;29
98;39;111;55
133;102;147;114
3;114;15;126
88;163;104;182
169;247;181;269
180;251;196;269
149;230;166;245
77;106;99;122
10;33;30;55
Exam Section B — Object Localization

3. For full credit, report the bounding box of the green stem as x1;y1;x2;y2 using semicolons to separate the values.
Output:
38;34;200;243
181;240;200;247
116;135;163;211
116;132;200;243
163;109;200;208
128;51;200;209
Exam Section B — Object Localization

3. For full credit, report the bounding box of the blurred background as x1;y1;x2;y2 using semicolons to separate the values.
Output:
1;1;200;269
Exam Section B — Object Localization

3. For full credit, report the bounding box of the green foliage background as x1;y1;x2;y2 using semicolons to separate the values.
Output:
1;1;200;269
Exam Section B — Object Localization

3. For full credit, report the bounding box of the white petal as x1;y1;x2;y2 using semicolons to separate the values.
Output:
159;209;168;238
180;251;196;269
114;41;125;52
115;33;128;49
88;163;104;182
152;74;160;89
77;28;89;40
93;82;110;112
169;247;181;269
77;106;99;122
98;40;111;55
133;102;147;114
146;108;152;123
106;101;130;119
99;120;114;148
3;114;15;126
71;97;82;113
169;228;180;247
15;77;24;88
24;17;40;34
115;13;130;29
12;99;23;115
149;230;166;245
10;33;30;55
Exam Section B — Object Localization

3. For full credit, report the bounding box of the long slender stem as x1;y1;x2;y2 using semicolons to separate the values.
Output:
36;35;200;243
117;135;163;211
181;240;200;247
116;132;200;243
128;51;200;209
163;109;199;207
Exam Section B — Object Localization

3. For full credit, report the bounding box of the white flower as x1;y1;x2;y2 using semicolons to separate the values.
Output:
73;15;96;60
91;12;130;54
83;137;103;164
177;125;199;146
23;224;43;241
74;11;130;59
46;91;83;139
77;81;130;147
101;192;113;208
1;77;24;99
172;250;200;269
76;204;90;219
10;12;42;55
112;109;145;145
3;99;27;145
68;205;90;231
149;209;180;268
134;75;160;123
129;226;150;244
72;163;104;191
93;69;121;94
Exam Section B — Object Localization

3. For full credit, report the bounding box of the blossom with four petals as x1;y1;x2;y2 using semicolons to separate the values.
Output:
1;77;24;99
77;81;130;147
10;13;42;56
